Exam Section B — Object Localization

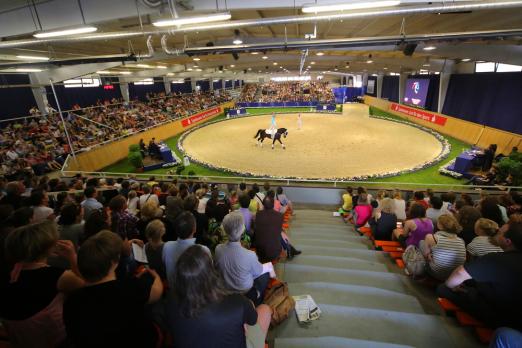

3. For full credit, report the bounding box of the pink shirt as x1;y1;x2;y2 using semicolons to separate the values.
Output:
354;205;372;226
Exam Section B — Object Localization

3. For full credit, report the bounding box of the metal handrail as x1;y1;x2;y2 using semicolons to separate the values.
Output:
59;167;520;192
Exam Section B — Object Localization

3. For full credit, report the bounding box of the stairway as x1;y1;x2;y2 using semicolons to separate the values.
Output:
273;209;483;348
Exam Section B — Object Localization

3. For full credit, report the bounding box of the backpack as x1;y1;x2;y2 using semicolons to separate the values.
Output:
402;245;426;277
263;281;295;326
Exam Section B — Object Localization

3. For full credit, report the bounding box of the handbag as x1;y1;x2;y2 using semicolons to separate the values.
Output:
402;245;426;277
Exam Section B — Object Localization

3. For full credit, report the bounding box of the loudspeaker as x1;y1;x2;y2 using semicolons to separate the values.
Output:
402;43;417;56
206;41;214;47
232;52;239;60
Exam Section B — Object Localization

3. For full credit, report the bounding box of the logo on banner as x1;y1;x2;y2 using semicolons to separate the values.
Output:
181;106;221;127
412;82;420;94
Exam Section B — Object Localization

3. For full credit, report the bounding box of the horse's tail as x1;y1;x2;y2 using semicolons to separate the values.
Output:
254;129;262;138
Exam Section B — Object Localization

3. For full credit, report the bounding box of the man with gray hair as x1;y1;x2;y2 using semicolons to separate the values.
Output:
216;211;270;305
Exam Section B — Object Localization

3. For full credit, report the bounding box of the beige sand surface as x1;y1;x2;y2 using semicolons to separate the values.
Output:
182;106;443;179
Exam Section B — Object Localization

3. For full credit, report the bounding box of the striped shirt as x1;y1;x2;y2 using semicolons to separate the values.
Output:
429;231;466;280
467;236;504;257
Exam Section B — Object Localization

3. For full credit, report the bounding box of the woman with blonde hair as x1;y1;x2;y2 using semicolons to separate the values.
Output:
467;218;503;258
421;214;466;280
393;190;407;221
369;198;397;240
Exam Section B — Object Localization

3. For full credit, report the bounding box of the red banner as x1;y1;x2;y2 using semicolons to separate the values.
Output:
390;103;447;126
181;106;222;127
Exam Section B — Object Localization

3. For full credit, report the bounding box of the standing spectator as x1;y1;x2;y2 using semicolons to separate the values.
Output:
162;211;210;288
127;190;139;216
184;195;209;246
467;218;504;258
166;245;272;348
109;195;139;240
63;231;163;348
57;203;84;248
238;194;255;236
421;214;466;280
216;212;270;306
81;186;103;220
139;185;159;208
254;197;284;263
0;221;83;348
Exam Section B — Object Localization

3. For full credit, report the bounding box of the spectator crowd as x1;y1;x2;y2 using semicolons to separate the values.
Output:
340;186;522;344
0;91;231;180
239;82;334;103
0;174;300;348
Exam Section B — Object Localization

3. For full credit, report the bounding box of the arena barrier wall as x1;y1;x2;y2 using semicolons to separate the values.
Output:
363;96;521;154
63;102;234;172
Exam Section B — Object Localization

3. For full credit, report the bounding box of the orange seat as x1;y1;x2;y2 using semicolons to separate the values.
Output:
395;259;405;268
475;327;494;344
437;298;460;312
456;311;485;327
359;226;371;234
388;251;403;259
381;245;404;252
374;240;402;247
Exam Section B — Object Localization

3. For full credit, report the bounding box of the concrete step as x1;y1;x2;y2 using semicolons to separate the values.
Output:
290;229;367;242
299;245;388;263
280;264;408;294
275;336;414;348
287;282;424;314
274;304;456;348
292;238;369;250
282;255;387;272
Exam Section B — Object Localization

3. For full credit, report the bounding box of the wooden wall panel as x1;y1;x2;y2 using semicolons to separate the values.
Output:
363;96;520;153
66;102;234;172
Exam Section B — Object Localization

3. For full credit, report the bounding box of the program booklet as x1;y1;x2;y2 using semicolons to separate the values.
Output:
293;295;321;323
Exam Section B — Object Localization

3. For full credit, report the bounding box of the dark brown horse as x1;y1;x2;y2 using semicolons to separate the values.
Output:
254;128;288;149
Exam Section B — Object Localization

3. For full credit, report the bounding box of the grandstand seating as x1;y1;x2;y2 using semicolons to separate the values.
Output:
273;209;483;347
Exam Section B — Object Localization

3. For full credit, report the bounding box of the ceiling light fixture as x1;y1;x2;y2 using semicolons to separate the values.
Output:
367;60;373;63
156;65;167;69
233;38;243;45
119;71;132;75
33;25;97;38
461;58;471;62
153;12;231;27
311;61;316;65
422;64;430;67
316;52;324;56
15;68;43;72
302;1;400;13
262;56;268;59
273;62;278;65
136;64;151;68
251;52;259;55
230;64;235;67
193;57;201;61
96;70;112;74
423;46;436;51
16;55;50;61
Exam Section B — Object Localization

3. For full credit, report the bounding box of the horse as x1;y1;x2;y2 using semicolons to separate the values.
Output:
254;128;288;149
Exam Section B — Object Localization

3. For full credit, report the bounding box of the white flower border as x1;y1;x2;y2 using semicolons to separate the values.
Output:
177;112;451;181
438;159;463;179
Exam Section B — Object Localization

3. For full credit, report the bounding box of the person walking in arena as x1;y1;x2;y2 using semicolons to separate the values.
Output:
297;113;302;130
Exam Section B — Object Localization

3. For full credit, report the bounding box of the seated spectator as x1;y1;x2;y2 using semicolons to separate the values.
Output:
490;327;522;348
57;203;84;248
82;209;109;243
81;186;103;220
252;184;265;211
165;186;183;225
228;190;239;211
216;212;270;306
340;186;353;213
137;201;163;239
255;197;300;262
238;194;255;236
238;182;248;196
393;190;407;221
426;196;445;227
421;214;466;280
166;245;272;348
196;185;209;214
145;219;166;280
0;221;83;348
480;196;505;226
139;185;159;208
205;189;230;223
276;186;293;214
30;189;54;222
437;220;522;329
109;195;139;240
0;182;24;209
412;191;429;209
369;198;397;241
456;206;483;245
393;203;434;247
162;211;211;288
467;218;504;257
352;193;373;228
127;190;139;216
248;189;260;214
184;195;209;245
441;192;457;213
63;230;163;348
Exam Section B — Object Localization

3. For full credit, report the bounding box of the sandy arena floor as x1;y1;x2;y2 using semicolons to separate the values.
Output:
181;105;444;179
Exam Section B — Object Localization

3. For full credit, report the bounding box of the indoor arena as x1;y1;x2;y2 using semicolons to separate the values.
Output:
0;1;521;348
